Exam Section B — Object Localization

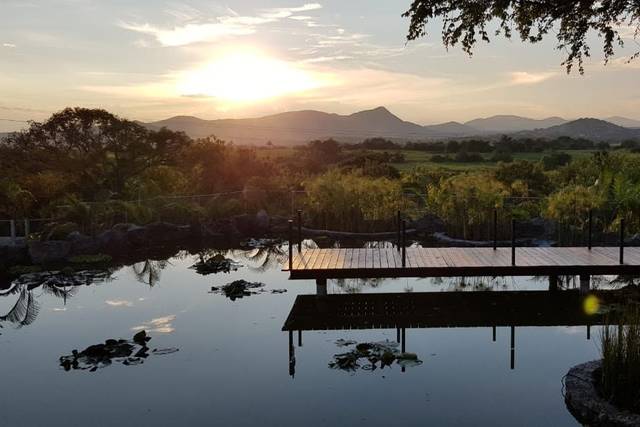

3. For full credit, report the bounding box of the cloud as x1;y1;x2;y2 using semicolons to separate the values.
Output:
2;43;16;48
105;299;134;307
509;71;556;85
120;3;323;47
132;315;176;334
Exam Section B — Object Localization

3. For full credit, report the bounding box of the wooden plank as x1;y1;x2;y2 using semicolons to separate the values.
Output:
335;248;346;269
372;248;381;269
324;248;339;269
312;249;328;269
294;249;314;270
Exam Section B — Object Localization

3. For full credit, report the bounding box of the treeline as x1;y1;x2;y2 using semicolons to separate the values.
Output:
348;135;613;153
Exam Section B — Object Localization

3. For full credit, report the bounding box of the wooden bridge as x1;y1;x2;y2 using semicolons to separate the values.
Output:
286;246;640;280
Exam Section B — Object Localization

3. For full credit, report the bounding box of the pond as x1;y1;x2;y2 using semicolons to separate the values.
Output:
0;241;605;426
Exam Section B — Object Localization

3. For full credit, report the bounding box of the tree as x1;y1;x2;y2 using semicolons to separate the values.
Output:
1;108;190;198
403;0;640;73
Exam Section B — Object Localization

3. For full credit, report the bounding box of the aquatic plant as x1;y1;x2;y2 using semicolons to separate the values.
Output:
599;304;640;412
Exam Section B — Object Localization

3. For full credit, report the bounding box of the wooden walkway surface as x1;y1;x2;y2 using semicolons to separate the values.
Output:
287;246;640;279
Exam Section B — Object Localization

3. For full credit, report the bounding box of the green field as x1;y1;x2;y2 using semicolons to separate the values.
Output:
389;149;599;171
253;146;601;172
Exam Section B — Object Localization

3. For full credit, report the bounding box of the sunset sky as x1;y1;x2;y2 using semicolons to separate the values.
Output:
1;0;639;131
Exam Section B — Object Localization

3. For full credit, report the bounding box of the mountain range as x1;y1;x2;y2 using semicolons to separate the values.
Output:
144;107;640;144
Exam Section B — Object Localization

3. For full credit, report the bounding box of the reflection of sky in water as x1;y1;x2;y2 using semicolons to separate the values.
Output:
0;245;607;426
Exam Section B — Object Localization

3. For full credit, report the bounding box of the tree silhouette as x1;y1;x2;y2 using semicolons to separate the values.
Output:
404;0;640;73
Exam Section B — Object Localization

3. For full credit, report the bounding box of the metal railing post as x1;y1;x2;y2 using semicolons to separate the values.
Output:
511;218;516;266
288;219;294;271
587;209;592;250
401;220;407;268
24;219;30;238
297;209;302;253
619;218;625;264
493;208;498;250
397;210;401;251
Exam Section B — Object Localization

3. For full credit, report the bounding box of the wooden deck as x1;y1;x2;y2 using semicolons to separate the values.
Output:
287;246;640;279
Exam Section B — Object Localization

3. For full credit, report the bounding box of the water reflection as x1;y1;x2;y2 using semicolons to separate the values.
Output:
283;288;633;376
59;331;179;372
1;270;111;327
131;259;169;287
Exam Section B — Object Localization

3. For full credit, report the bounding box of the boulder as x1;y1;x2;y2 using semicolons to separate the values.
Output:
144;222;191;245
96;229;128;254
124;225;148;247
67;232;101;256
28;240;71;264
408;214;446;234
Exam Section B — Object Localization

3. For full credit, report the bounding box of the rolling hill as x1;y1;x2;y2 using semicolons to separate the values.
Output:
144;108;640;144
516;118;640;141
464;115;567;133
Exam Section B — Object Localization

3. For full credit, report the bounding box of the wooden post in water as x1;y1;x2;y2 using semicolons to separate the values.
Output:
580;274;590;295
316;278;327;296
298;330;302;347
397;210;401;251
288;219;293;271
493;208;498;250
620;218;625;264
511;219;516;266
288;330;295;377
401;220;407;268
297;209;302;253
510;326;515;370
492;326;496;342
587;210;593;250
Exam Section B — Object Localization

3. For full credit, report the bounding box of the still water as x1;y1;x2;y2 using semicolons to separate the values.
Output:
0;243;601;426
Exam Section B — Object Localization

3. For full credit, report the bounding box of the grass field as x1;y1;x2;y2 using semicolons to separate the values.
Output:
253;146;600;172
390;149;599;171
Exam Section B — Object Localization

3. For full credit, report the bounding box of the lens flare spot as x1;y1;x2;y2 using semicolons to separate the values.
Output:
583;294;600;315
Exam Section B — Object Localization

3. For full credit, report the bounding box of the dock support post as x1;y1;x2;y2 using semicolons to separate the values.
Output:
297;210;302;253
549;275;559;292
511;219;516;266
10;220;16;245
396;327;401;343
580;274;590;295
492;326;496;342
587;210;592;250
288;331;295;377
401;220;407;268
510;326;515;370
493;208;497;250
288;219;293;271
401;328;406;353
24;219;30;238
620;218;625;264
397;210;401;251
298;330;302;347
587;325;591;340
316;278;327;296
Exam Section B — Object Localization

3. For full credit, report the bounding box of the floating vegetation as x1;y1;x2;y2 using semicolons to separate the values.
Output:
68;254;113;265
59;330;179;372
240;238;283;249
190;254;241;275
210;279;287;300
329;340;423;372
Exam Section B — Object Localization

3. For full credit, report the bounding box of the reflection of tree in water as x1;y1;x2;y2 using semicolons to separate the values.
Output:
0;287;40;327
0;270;110;329
334;278;383;294
431;276;515;292
132;260;170;287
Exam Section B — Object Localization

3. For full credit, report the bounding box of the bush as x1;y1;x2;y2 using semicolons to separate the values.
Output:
206;198;244;219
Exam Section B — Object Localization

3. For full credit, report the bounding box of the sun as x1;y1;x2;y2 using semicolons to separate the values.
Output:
177;51;326;103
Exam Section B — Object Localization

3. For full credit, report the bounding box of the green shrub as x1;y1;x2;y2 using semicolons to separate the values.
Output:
205;198;244;219
45;222;79;240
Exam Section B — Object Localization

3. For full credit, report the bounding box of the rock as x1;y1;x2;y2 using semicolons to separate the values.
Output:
96;229;128;254
408;214;446;234
124;225;148;247
191;255;240;275
28;240;71;264
565;360;640;426
144;222;191;245
67;232;101;256
210;279;265;300
45;222;79;241
133;330;150;345
255;210;270;233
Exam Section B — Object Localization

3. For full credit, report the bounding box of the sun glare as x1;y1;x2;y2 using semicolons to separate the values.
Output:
177;52;325;103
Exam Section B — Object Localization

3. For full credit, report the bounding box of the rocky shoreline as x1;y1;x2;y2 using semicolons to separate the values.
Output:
565;360;640;426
